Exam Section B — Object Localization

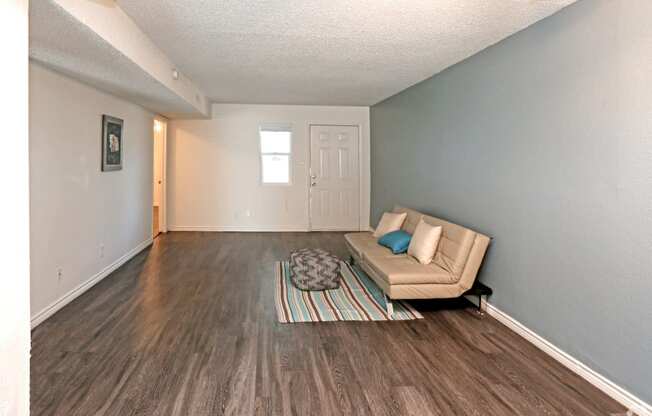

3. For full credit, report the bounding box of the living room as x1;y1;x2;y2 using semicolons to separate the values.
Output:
2;1;651;415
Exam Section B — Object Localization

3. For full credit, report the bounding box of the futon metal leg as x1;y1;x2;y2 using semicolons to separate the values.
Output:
349;255;355;265
385;293;394;318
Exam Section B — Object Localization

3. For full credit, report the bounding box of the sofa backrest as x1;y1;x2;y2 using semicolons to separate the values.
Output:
395;206;423;234
393;206;490;288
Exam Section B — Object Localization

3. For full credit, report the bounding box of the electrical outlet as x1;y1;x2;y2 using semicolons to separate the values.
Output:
245;209;252;217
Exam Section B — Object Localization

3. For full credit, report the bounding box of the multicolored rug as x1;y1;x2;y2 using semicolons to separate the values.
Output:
275;261;423;323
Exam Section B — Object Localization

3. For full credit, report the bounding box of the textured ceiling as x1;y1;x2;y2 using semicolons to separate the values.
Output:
117;0;575;106
30;1;198;117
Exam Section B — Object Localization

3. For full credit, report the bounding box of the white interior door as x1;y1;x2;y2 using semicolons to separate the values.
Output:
309;125;360;231
153;132;162;206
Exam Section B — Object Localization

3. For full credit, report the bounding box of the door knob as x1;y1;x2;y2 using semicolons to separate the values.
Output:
310;174;317;179
311;182;317;187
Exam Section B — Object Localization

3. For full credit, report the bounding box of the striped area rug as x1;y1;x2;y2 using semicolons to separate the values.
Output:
275;261;423;323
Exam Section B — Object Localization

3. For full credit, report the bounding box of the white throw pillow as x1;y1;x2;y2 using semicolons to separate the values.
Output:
408;219;442;264
373;212;407;238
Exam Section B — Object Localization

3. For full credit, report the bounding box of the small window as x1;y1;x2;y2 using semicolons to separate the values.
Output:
260;126;292;184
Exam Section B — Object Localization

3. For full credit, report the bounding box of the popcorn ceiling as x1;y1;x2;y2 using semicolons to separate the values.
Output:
117;0;575;105
31;0;577;111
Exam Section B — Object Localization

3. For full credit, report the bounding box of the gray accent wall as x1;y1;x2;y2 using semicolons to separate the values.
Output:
370;0;652;404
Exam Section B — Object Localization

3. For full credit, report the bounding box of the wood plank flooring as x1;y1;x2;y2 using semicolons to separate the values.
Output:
31;232;626;416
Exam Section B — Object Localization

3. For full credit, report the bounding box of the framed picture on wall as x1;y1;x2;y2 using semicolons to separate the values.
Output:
101;115;123;171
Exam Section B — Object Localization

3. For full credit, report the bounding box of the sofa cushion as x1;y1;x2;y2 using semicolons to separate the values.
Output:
344;234;363;259
344;232;396;259
344;232;375;256
373;212;407;238
365;254;457;285
407;219;442;264
378;230;412;254
361;247;406;261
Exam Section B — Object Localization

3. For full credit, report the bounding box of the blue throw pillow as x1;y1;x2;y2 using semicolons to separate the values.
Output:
378;230;412;254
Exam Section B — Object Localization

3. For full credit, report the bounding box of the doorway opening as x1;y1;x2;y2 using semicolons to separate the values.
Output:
153;118;167;238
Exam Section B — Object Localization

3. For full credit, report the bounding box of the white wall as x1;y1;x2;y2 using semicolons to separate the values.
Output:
30;63;154;325
0;0;30;414
168;104;370;231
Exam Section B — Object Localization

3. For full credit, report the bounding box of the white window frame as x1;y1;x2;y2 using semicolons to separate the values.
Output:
259;124;293;186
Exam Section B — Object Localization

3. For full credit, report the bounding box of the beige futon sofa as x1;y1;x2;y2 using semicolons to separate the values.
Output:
345;206;490;313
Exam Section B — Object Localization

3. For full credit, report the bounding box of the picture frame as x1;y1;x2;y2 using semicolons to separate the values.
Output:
101;115;124;171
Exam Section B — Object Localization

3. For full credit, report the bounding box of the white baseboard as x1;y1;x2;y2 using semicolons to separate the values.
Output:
168;225;367;233
168;225;309;232
486;303;651;416
30;238;153;328
311;226;362;232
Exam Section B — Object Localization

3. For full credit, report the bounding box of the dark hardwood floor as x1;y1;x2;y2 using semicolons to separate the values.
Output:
31;232;626;416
